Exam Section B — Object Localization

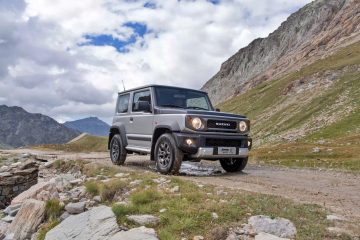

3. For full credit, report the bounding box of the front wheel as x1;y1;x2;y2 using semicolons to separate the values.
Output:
154;133;183;174
110;134;127;165
220;157;248;172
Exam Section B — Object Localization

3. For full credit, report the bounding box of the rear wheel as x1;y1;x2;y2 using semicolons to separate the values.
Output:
154;133;183;174
110;134;127;165
220;157;248;172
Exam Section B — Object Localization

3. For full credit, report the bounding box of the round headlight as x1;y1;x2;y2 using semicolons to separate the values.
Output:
239;121;248;132
191;117;204;130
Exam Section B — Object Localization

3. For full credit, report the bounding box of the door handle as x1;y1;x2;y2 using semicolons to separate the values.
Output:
130;117;134;122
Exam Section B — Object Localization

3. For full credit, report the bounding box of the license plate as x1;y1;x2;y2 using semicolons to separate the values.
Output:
218;147;236;155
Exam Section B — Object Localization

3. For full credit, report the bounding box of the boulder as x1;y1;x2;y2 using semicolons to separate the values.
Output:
6;199;45;240
127;214;160;225
65;202;86;214
255;232;290;240
247;215;297;239
11;181;56;205
0;220;10;239
110;226;158;240
45;205;119;240
4;204;22;216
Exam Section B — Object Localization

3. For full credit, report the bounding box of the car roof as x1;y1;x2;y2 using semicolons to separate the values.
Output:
118;84;208;94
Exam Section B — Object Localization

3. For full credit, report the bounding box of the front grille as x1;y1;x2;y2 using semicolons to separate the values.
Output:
207;119;237;130
205;138;247;147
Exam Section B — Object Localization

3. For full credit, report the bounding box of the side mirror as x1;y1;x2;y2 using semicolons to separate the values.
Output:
215;108;220;112
136;101;151;112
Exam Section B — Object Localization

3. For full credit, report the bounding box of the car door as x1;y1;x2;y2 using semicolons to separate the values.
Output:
112;92;131;141
126;88;154;150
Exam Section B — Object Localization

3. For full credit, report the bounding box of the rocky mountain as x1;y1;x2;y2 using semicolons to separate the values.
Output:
63;117;110;136
202;0;360;105
201;0;360;146
0;105;80;148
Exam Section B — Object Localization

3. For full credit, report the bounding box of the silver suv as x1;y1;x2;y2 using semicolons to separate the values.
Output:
108;85;252;174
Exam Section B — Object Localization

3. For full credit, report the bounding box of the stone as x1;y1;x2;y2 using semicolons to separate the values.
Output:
0;220;10;239
193;236;204;240
326;215;345;221
70;179;83;185
45;205;120;240
3;204;22;216
65;202;86;214
212;212;219;220
255;232;290;240
1;215;14;223
312;147;320;153
129;180;142;187
11;181;56;205
114;173;129;178
247;215;297;239
170;186;180;193
60;212;70;221
93;196;101;203
159;208;167;213
44;161;54;168
0;172;12;177
109;226;158;240
6;199;45;240
127;214;160;225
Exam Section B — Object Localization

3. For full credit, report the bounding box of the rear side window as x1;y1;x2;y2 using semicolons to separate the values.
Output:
117;94;130;113
133;90;151;112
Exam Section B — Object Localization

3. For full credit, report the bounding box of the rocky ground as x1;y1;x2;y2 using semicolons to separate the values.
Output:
0;150;359;239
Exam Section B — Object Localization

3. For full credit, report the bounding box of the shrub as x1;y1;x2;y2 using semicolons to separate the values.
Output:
85;181;101;196
45;199;63;220
37;219;60;240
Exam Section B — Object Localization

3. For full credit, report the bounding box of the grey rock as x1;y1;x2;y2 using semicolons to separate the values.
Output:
247;215;297;239
93;196;101;203
1;216;15;223
326;215;345;221
127;214;160;225
0;172;12;177
60;212;70;221
65;202;86;214
45;205;119;240
255;232;290;240
4;204;22;216
109;226;158;240
6;199;45;240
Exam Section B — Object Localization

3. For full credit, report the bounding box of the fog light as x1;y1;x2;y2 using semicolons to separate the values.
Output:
186;139;193;146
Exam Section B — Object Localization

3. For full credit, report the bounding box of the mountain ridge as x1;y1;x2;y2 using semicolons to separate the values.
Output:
0;105;80;148
64;117;110;136
202;0;360;105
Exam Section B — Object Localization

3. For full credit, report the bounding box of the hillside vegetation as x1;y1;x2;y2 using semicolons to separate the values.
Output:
219;41;360;170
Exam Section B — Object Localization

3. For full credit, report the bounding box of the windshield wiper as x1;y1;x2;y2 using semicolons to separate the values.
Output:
186;106;208;110
159;104;185;109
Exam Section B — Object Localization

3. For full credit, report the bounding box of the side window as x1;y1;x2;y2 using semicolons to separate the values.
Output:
117;94;130;113
133;90;151;112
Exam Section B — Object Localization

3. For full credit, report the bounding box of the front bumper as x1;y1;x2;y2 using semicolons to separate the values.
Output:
173;132;251;159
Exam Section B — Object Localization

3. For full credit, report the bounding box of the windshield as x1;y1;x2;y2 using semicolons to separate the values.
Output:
155;87;213;111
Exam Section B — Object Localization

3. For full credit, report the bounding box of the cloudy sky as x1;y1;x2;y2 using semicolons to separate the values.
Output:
0;0;311;124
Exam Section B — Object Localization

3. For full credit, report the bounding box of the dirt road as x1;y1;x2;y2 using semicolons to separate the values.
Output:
3;149;360;232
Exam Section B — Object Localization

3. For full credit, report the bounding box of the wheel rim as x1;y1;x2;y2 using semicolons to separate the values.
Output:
111;140;120;161
157;141;172;168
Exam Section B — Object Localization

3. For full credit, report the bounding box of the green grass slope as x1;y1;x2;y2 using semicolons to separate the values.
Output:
218;41;360;170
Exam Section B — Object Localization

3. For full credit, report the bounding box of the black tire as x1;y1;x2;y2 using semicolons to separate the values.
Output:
220;157;248;172
110;134;127;165
154;133;183;174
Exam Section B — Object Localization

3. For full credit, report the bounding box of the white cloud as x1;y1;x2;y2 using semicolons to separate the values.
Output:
0;0;312;123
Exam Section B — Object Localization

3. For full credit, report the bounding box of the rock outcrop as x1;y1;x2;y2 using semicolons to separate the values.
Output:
0;160;39;208
6;199;45;240
201;0;360;105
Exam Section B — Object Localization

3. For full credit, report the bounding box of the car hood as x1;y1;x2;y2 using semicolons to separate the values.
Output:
154;107;247;119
